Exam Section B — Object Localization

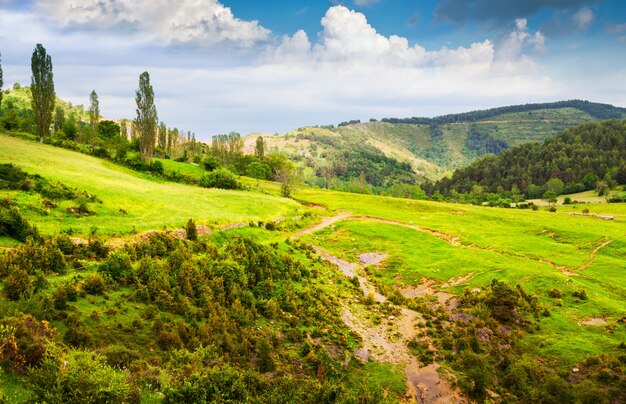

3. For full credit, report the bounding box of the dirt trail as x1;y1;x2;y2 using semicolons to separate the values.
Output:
347;216;586;276
315;245;462;402
350;216;461;246
578;237;614;271
291;211;352;239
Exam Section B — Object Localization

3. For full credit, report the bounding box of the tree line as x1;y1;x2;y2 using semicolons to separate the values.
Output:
381;100;626;125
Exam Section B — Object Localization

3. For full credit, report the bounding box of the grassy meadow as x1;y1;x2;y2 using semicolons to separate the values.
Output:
0;134;301;237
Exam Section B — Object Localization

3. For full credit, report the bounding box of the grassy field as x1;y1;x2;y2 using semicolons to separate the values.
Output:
0;134;301;238
301;218;626;366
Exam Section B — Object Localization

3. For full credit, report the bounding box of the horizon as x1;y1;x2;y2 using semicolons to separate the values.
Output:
1;0;626;139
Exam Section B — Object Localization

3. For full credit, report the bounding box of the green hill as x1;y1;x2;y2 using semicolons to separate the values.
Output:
246;101;626;181
0;133;300;236
0;85;91;134
434;119;626;199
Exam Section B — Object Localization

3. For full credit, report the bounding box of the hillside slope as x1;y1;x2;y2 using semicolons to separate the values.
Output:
434;119;626;198
245;101;626;180
0;133;300;236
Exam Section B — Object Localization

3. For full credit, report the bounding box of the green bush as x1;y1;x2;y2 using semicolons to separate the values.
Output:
185;219;197;241
3;265;33;300
29;350;132;403
98;251;133;283
0;205;41;242
82;273;107;295
200;168;240;190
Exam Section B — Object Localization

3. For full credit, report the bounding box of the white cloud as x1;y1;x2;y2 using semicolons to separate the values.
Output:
496;18;545;62
35;0;270;47
572;7;594;30
5;5;624;136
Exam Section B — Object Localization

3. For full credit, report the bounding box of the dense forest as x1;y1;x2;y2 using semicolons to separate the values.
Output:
432;120;626;200
381;100;626;125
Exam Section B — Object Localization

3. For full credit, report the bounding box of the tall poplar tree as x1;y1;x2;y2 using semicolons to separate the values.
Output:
158;121;167;151
89;90;100;137
53;106;65;133
255;136;265;160
0;51;4;110
135;71;158;161
31;44;55;143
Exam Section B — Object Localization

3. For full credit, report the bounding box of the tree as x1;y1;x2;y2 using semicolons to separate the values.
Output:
185;219;197;241
254;136;265;160
30;44;55;143
158;121;167;151
257;338;275;372
0;52;3;110
545;178;564;195
98;120;120;140
135;71;158;161
53;106;65;133
89;90;100;138
120;118;128;139
275;163;302;198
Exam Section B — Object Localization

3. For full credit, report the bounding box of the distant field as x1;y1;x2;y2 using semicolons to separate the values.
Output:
0;134;301;237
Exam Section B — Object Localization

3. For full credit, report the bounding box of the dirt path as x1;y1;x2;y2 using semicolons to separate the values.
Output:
346;216;589;276
578;237;614;271
291;211;352;239
350;216;461;246
315;244;462;403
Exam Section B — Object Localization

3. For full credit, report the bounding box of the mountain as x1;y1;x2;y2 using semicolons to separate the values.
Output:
245;100;626;181
433;119;626;198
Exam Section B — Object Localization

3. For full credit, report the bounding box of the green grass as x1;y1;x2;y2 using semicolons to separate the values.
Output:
295;188;626;367
0;134;301;237
0;368;32;403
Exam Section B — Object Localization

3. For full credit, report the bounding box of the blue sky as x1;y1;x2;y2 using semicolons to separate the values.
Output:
1;0;625;138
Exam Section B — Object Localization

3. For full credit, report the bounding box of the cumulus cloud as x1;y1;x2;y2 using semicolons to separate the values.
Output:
35;0;270;47
496;18;546;62
268;6;548;76
435;0;599;25
8;4;613;136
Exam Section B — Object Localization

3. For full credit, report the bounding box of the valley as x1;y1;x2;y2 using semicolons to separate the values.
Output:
1;131;625;403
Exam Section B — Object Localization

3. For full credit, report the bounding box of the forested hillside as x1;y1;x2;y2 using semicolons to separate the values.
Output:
249;101;626;188
433;119;626;199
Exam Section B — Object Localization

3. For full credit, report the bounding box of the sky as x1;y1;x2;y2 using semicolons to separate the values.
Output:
1;0;625;139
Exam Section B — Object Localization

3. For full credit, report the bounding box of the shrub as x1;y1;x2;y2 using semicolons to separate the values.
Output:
29;350;132;403
98;251;133;283
573;289;589;301
3;266;33;300
0;205;41;242
64;326;93;348
203;157;220;171
200;168;240;190
185;219;197;241
158;330;183;350
103;344;140;369
548;288;562;298
150;160;164;175
82;273;107;295
0;314;55;371
258;338;275;373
